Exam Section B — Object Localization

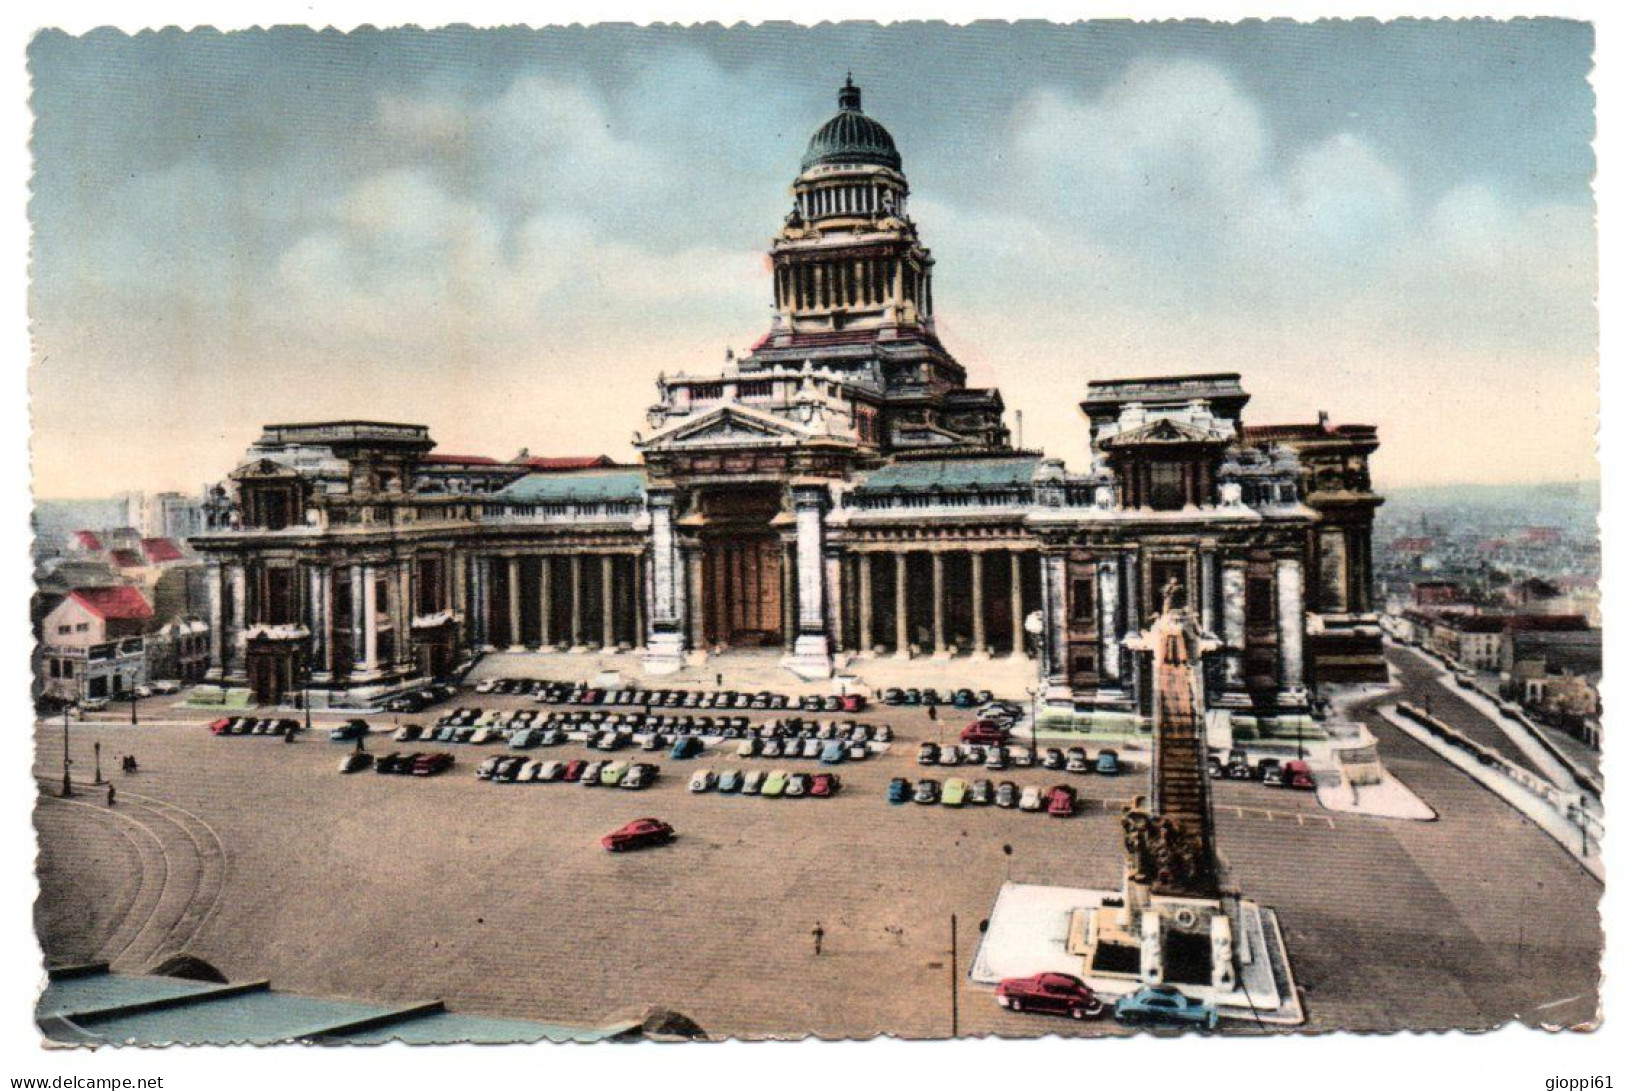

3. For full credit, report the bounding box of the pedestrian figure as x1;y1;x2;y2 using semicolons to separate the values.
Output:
928;705;937;722
105;783;115;807
812;922;825;956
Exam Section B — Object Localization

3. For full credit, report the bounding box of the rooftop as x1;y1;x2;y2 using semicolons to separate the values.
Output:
491;468;647;505
68;585;154;622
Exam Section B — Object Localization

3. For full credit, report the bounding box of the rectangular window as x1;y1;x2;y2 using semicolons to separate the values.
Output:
1246;577;1275;628
1069;578;1095;624
1149;462;1185;511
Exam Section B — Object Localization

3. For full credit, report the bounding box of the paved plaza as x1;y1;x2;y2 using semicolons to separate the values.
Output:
33;648;1601;1039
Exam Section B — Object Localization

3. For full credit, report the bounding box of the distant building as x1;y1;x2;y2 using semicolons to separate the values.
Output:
38;586;154;704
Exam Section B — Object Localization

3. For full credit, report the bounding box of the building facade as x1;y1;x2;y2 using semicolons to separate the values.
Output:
38;587;154;704
190;80;1384;724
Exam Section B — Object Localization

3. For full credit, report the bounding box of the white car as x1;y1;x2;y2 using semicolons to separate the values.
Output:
519;759;544;781
537;761;565;781
938;745;961;767
736;738;759;758
469;727;495;746
848;742;869;761
475;679;497;694
1008;746;1035;767
800;738;821;759
742;769;765;795
1019;785;1044;812
148;679;182;695
689;770;716;793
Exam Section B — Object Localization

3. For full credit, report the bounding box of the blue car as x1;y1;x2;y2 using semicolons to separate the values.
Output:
887;777;912;805
508;728;538;750
717;769;743;793
329;719;369;743
670;736;704;760
820;740;847;764
1094;749;1121;775
1113;985;1218;1030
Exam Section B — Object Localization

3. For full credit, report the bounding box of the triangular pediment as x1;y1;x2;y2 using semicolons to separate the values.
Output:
230;457;299;480
1101;418;1228;449
641;403;811;452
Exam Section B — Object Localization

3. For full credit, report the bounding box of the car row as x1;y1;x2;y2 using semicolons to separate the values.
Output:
994;975;1218;1030
890;777;1079;814
735;736;871;763
209;716;300;737
1209;750;1316;789
477;755;663;789
917;742;1121;775
474;678;866;712
383;682;460;713
339;751;454;776
880;687;997;708
688;767;843;798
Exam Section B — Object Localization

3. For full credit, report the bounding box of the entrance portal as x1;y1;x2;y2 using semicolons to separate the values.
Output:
246;641;300;705
703;535;784;647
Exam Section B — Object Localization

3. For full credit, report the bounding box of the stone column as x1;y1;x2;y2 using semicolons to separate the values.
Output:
643;490;685;673
1040;552;1068;687
1277;556;1306;694
206;562;225;680
1010;552;1026;657
469;556;489;650
397;561;413;667
307;565;331;679
538;556;553;649
824;549;845;654
1099;555;1120;681
1199;549;1217;634
633;556;645;650
858;553;874;654
228;563;247;677
931;552;946;656
569;554;583;649
358;564;378;674
894;552;910;658
601;554;616;649
970;552;987;658
686;548;706;650
1222;559;1247;687
507;556;523;650
785;485;832;677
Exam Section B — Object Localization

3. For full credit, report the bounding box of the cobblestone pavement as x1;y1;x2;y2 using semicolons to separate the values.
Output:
32;650;1600;1038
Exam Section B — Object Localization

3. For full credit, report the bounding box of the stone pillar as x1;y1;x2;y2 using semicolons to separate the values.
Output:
970;552;988;658
538;556;553;649
633;556;645;650
307;565;331;679
686;548;706;650
858;553;874;654
931;552;946;656
824;549;845;654
643;490;685;672
1222;559;1247;688
359;564;379;674
1199;549;1217;635
1010;552;1026;657
1039;552;1069;692
206;562;225;680
780;542;795;651
470;556;489;650
1277;556;1306;696
1099;555;1120;681
397;561;413;668
894;552;910;658
506;556;523;650
785;485;832;678
601;554;616;649
569;554;583;649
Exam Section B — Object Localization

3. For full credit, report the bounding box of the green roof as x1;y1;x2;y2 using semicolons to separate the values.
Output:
855;455;1043;494
802;80;901;172
491;469;646;505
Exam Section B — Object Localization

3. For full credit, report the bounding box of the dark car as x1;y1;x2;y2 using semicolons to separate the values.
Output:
996;972;1105;1020
339;752;373;774
951;688;977;708
960;721;1007;747
1094;748;1121;776
913;779;941;805
670;736;704;760
374;752;405;774
410;752;454;777
995;781;1019;809
882;688;907;706
396;751;426;775
328;719;370;743
602;818;675;852
888;777;912;805
1041;747;1065;770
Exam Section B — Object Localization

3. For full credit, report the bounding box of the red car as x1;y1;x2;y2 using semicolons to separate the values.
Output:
960;720;1007;746
839;693;867;713
209;717;234;736
411;752;455;777
809;773;842;798
561;759;587;783
601;818;675;853
996;972;1104;1019
1281;760;1316;790
1046;784;1077;817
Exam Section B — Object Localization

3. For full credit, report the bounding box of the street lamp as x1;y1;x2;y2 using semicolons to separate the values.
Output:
60;705;73;798
128;689;139;727
1024;610;1045;748
93;741;102;786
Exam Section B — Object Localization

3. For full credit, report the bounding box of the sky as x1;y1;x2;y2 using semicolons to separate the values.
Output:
27;20;1598;497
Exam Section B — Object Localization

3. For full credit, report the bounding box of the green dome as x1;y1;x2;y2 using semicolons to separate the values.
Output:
800;79;902;173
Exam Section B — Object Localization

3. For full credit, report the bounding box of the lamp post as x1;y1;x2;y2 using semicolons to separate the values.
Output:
93;741;102;786
128;688;139;727
1024;610;1045;748
60;705;73;798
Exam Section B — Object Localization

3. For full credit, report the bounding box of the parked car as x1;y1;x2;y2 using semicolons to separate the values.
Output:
820;740;847;765
1065;748;1090;774
741;769;765;795
1047;784;1078;817
969;779;993;806
916;742;939;765
601;818;675;853
374;752;405;774
1224;750;1252;779
961;720;1007;747
941;777;969;807
717;769;743;794
411;752;454;777
209;717;236;736
1255;757;1283;784
508;727;538;750
785;773;812;798
1094;749;1121;776
328;719;370;743
762;770;790;798
580;760;606;786
883;688;907;706
622;763;659;790
888;777;912;805
148;679;182;695
995;781;1019;809
1041;747;1065;770
600;760;630;787
1113;985;1218;1030
995;973;1105;1020
985;745;1007;771
537;761;565;782
670;736;704;760
839;693;867;713
339;752;373;774
394;724;423;743
1279;759;1316;790
913;778;941;805
1018;785;1044;812
809;773;841;798
938;745;961;767
689;769;716;793
561;759;587;783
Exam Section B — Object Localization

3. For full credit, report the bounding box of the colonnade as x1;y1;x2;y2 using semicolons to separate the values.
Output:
468;552;645;654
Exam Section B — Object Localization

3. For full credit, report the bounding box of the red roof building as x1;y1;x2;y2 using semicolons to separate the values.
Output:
69;586;155;622
109;548;145;570
72;530;104;552
512;456;619;472
140;537;186;563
